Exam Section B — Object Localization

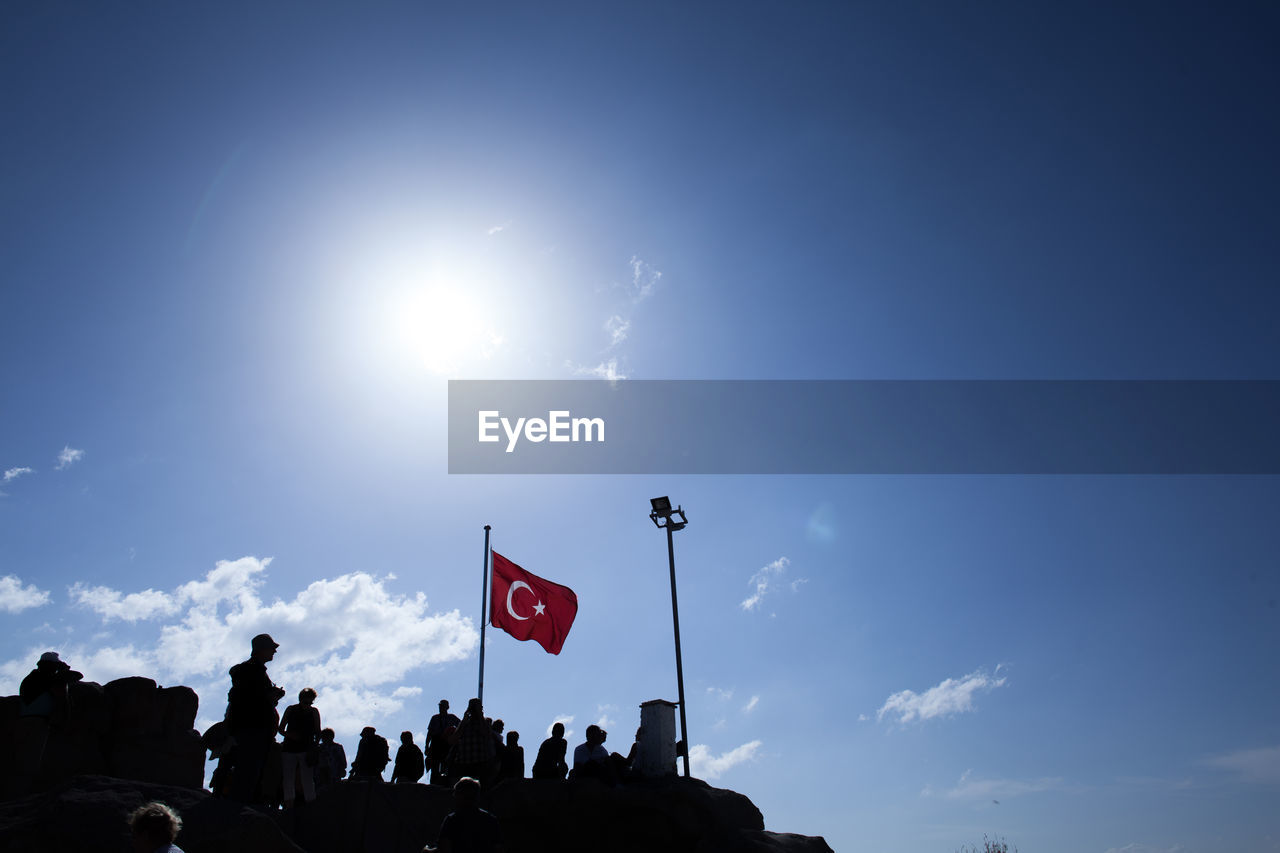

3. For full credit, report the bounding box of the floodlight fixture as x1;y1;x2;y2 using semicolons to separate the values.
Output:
650;496;687;531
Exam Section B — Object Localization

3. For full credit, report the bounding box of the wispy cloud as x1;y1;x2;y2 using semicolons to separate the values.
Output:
0;575;52;613
3;556;478;736
3;467;34;482
741;557;792;611
923;769;1062;801
877;668;1007;724
605;315;630;347
628;255;662;303
689;740;762;780
1102;844;1187;853
742;695;759;714
572;358;627;382
487;220;512;236
55;446;84;470
706;686;734;701
1201;745;1280;784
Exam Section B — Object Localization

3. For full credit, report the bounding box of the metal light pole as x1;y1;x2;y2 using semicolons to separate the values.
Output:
650;496;691;778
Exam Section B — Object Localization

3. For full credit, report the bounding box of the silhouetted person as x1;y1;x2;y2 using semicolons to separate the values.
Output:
278;687;321;808
499;731;524;781
226;633;286;803
315;727;347;789
449;698;496;785
426;699;460;785
14;651;83;794
423;776;503;853
392;731;425;784
350;726;391;781
572;724;613;783
128;801;184;853
531;722;568;781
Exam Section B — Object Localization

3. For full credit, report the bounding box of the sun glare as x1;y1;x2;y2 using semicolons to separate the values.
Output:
389;284;504;376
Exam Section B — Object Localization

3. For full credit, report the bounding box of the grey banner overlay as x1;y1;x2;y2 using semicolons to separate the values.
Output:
448;380;1280;474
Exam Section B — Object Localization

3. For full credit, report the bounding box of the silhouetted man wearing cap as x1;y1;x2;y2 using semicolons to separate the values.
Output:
226;633;285;803
11;651;83;795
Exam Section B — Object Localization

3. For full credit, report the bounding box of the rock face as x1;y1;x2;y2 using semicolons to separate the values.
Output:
281;775;834;853
0;775;303;853
0;677;205;798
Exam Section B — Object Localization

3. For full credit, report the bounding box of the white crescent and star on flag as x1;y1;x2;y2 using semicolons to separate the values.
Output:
505;580;547;620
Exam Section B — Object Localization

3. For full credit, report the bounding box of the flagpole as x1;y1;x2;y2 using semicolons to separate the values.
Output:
478;524;491;705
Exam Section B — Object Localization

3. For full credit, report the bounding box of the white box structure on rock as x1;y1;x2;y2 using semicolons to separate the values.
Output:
635;699;678;777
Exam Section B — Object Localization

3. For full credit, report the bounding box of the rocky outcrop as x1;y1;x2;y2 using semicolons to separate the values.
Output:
280;775;833;853
0;677;204;798
0;775;302;853
0;774;834;853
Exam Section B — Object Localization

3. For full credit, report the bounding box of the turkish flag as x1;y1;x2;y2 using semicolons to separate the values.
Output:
490;551;578;655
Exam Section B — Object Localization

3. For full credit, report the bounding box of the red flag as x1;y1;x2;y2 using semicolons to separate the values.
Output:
490;551;578;655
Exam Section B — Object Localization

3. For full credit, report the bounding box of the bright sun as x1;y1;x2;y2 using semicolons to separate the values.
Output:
389;284;504;376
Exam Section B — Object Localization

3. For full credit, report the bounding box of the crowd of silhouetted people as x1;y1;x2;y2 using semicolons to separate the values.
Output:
14;637;682;853
197;634;658;810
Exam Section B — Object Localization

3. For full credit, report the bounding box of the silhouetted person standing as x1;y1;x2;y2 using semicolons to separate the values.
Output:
351;726;391;781
449;698;496;785
278;687;321;808
226;633;285;803
426;699;460;785
392;731;425;784
499;731;523;781
531;722;568;781
315;727;347;789
13;651;83;795
423;776;503;853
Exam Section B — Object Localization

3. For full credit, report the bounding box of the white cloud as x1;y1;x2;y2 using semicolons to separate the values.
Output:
70;583;182;622
628;255;662;302
487;221;512;235
55;446;84;470
3;467;34;482
742;695;759;713
3;556;478;738
573;358;627;382
877;668;1007;724
689;740;762;780
605;315;630;347
0;575;52;613
924;769;1062;801
741;557;790;611
706;686;734;701
1102;844;1187;853
1201;745;1280;784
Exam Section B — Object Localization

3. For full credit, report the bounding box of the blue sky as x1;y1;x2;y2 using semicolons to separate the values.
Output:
2;3;1279;852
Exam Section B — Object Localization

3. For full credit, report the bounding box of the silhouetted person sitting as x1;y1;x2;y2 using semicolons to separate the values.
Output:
449;698;496;785
315;727;347;789
14;651;83;794
226;633;286;803
392;731;425;784
128;801;184;853
426;699;460;785
499;731;524;781
423;776;503;853
278;687;321;808
350;726;391;781
530;722;568;781
572;725;614;783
